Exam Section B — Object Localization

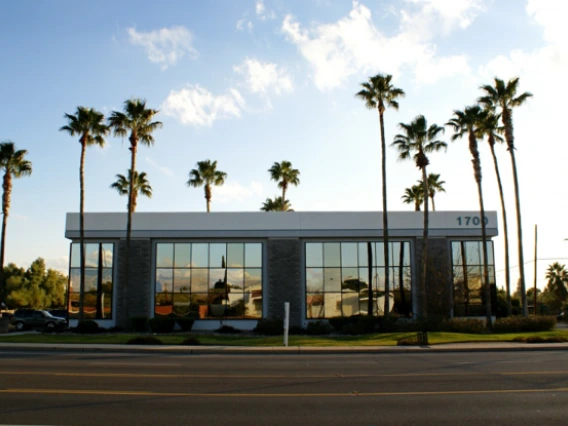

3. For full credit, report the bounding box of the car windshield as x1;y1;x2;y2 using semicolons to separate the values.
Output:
41;311;55;318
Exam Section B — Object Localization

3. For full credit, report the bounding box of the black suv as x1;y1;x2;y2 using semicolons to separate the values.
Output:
11;309;67;331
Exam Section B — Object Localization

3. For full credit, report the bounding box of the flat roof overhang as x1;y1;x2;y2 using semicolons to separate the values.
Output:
65;211;498;240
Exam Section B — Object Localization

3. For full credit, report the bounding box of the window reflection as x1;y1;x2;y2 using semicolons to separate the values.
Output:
305;241;412;318
155;242;263;319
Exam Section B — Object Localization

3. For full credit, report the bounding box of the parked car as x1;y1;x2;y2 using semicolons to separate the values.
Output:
11;309;67;331
48;309;69;323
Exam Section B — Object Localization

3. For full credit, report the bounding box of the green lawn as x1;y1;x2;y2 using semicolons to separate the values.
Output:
1;330;568;346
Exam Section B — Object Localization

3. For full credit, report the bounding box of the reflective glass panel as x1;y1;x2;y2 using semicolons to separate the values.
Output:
306;294;324;318
323;243;341;267
245;289;262;319
390;242;401;267
156;244;174;268
486;241;494;266
375;242;385;267
156;269;174;293
227;269;244;291
324;268;341;292
341;268;360;292
71;244;80;268
324;293;342;317
101;244;113;268
173;293;191;317
358;243;368;268
84;269;98;292
175;244;191;268
306;268;324;293
85;243;100;268
191;293;209;319
341;243;358;267
192;244;208;267
174;269;191;292
191;269;208;292
244;269;262;291
245;243;262;268
465;242;481;266
305;243;323;267
69;269;80;293
227;244;244;268
452;242;463;266
210;244;227;268
209;269;226;291
102;268;113;293
226;292;245;318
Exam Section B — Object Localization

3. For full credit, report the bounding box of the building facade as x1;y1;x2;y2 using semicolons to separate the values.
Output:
64;211;498;329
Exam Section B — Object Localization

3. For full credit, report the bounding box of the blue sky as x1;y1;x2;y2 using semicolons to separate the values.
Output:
0;0;566;291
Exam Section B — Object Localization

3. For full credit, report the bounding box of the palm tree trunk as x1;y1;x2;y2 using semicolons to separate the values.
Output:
399;242;406;315
281;183;287;212
367;242;373;316
124;141;137;322
431;196;436;212
421;165;429;319
489;142;512;316
0;171;10;304
205;184;211;212
78;142;87;322
379;109;390;318
503;109;527;316
96;244;103;318
469;131;492;327
461;241;469;316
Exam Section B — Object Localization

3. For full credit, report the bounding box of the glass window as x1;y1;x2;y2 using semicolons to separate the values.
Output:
85;243;100;268
174;269;191;293
341;268;359;292
341;243;358;267
175;244;191;268
156;244;174;268
245;243;262;268
101;244;114;268
244;269;262;291
375;242;385;267
156;269;173;293
209;269;226;292
191;269;208;293
465;242;481;266
71;244;81;268
227;244;244;268
324;268;341;292
305;243;323;267
192;244;208;267
306;268;324;293
323;243;341;267
210;244;227;268
227;269;244;291
358;243;368;268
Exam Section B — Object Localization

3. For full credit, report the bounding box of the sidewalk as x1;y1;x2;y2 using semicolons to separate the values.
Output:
1;341;567;355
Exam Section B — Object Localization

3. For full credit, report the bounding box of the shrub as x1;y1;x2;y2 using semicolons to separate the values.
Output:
130;316;148;332
148;317;176;333
126;336;163;345
75;320;99;334
288;325;305;335
254;318;282;336
305;320;332;335
216;325;241;334
176;318;195;332
492;316;556;333
397;336;419;346
180;336;202;345
328;317;349;332
441;318;487;334
329;315;378;335
512;336;568;343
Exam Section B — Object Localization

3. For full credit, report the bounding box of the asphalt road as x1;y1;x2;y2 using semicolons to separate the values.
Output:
0;350;567;425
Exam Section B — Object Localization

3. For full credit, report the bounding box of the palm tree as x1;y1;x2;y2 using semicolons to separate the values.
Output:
545;262;568;307
261;196;293;212
0;142;32;304
392;115;446;318
108;99;161;322
479;77;532;317
356;73;405;317
478;110;512;316
447;106;492;326
60;107;109;321
187;160;227;212
268;161;300;211
110;170;152;212
425;173;445;211
402;185;424;211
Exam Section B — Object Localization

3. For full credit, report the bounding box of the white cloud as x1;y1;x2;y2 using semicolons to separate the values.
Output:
256;0;276;21
526;0;566;46
45;256;69;274
401;0;486;36
233;58;294;96
161;85;244;127
236;19;254;32
127;26;198;70
215;181;264;203
145;157;174;177
281;1;473;91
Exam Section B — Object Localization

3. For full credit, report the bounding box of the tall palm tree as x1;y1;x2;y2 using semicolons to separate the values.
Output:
447;106;492;326
108;99;161;322
478;110;512;316
60;107;108;321
402;185;424;211
0;142;32;304
260;196;293;212
187;160;227;212
356;73;405;317
268;161;300;211
425;173;445;211
110;170;152;212
479;77;532;317
545;262;568;306
392;115;446;318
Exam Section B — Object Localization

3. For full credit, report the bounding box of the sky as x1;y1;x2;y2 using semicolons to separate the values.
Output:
0;0;566;292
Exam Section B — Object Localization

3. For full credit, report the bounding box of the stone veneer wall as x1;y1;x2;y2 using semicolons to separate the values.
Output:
414;237;453;317
115;239;153;328
266;238;302;327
